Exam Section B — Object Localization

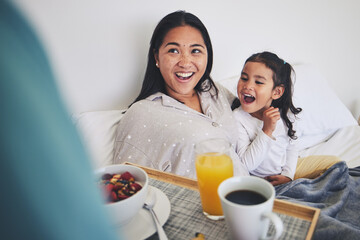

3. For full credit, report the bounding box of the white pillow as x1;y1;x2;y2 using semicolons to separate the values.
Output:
216;75;239;96
292;64;357;149
72;110;125;169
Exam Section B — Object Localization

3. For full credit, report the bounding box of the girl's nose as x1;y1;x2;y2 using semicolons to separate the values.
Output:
243;83;254;90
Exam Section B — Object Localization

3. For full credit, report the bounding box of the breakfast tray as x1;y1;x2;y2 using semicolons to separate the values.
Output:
125;162;320;240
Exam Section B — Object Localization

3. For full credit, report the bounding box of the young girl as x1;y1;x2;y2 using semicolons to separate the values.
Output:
233;51;302;186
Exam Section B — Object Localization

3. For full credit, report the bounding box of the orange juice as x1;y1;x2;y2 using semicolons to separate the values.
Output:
196;153;233;217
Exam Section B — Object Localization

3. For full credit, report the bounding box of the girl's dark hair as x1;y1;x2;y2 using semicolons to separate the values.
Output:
131;10;217;105
246;51;302;140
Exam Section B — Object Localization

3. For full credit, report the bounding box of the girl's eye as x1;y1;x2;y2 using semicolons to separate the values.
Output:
255;81;264;85
240;77;248;81
192;49;201;54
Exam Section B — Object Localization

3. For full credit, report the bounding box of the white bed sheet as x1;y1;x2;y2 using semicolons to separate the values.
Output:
299;125;360;168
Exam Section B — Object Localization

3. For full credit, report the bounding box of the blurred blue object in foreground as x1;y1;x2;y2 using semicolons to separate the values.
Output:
0;1;122;239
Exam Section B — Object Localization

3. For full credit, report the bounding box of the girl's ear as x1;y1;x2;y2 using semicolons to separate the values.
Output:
272;85;285;100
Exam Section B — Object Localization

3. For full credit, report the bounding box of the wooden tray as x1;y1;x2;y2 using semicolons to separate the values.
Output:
125;162;320;240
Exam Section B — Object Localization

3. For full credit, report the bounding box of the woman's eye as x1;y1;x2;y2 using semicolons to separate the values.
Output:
240;77;248;81
192;49;201;54
168;49;179;54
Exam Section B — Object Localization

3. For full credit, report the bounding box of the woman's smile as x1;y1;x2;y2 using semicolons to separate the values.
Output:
175;72;195;82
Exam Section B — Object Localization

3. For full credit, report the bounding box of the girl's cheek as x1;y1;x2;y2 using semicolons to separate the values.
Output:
237;82;243;93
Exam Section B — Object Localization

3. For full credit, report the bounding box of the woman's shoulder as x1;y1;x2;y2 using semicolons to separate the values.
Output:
211;81;237;105
214;82;234;95
123;101;147;114
126;93;163;111
120;100;154;122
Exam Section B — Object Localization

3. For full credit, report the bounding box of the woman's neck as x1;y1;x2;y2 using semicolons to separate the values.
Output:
185;93;203;113
170;91;203;113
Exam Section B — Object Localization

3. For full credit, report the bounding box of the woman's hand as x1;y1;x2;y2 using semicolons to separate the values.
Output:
264;175;291;186
262;107;280;138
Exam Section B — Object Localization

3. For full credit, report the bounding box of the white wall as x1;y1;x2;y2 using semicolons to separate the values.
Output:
14;0;360;119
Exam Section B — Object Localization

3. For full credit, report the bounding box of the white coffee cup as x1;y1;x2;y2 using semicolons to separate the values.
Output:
218;176;283;240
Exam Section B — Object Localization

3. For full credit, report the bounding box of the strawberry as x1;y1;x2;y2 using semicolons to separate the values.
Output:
120;171;135;181
104;183;114;196
110;191;118;202
130;183;142;192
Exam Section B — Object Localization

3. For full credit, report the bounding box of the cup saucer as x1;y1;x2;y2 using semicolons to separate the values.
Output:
117;186;171;240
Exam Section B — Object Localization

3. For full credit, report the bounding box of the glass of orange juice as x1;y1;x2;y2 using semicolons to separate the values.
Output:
195;138;234;220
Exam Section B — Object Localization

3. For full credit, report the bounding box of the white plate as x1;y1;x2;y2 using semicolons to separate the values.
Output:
117;186;171;240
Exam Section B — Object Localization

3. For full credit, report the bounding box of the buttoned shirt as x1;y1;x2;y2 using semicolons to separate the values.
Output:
233;107;298;179
113;83;249;179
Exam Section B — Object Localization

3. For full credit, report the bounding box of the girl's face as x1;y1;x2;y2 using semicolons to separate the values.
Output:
155;25;208;99
237;62;283;119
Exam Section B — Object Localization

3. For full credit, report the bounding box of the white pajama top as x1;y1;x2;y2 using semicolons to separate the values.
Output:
233;107;298;179
113;84;249;179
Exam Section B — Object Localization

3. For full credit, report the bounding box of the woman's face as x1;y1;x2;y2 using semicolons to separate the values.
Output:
155;25;208;99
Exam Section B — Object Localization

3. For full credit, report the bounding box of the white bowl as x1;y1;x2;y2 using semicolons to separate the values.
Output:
95;164;149;226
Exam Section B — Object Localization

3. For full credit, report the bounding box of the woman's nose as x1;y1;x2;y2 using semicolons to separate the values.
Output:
178;53;191;67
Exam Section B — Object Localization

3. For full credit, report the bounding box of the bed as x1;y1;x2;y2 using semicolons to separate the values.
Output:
73;64;360;170
73;64;360;239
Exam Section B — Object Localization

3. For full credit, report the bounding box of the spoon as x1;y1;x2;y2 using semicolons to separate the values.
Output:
143;188;168;240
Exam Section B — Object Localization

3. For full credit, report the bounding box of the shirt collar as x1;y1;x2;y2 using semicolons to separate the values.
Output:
146;92;186;109
146;92;209;116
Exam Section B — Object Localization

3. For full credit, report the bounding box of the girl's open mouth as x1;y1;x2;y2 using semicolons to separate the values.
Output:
243;93;255;103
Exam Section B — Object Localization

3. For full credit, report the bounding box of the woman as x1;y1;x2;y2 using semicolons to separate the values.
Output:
113;10;248;178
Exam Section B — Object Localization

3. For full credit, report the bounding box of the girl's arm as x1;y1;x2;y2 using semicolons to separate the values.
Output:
281;142;298;179
262;107;281;138
264;142;298;186
235;118;275;171
264;175;291;186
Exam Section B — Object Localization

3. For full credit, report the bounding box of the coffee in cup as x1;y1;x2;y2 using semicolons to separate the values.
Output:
218;176;283;240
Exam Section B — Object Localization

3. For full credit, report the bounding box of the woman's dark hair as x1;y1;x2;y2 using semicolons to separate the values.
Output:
245;51;302;139
131;10;217;105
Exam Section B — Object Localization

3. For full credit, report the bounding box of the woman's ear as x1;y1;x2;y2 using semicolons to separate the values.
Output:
154;50;159;68
272;85;285;100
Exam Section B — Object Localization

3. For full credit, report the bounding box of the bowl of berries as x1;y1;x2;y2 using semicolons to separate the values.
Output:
96;164;149;226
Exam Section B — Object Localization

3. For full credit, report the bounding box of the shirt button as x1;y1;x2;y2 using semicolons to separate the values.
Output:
212;122;219;127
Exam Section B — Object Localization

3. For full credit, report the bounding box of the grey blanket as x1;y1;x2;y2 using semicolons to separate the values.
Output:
275;161;360;240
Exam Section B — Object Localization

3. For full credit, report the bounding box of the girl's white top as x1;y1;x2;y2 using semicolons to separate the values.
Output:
233;107;298;179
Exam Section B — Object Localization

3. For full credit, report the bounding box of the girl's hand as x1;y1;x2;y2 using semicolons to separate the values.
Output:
262;107;280;138
264;175;291;186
